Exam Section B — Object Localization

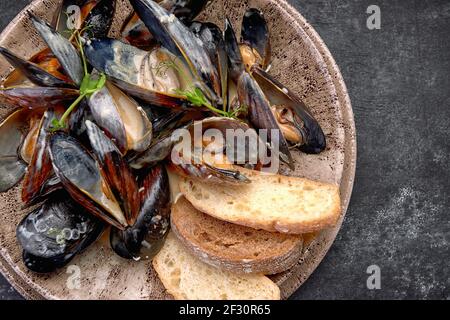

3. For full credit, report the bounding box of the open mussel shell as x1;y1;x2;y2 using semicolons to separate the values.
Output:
167;117;261;183
110;164;170;260
30;14;83;86
22;108;64;206
87;81;153;154
121;0;209;48
49;131;127;230
251;66;326;154
190;22;228;110
238;72;294;169
86;120;140;226
0;109;28;192
0;86;79;109
0;47;71;88
84;39;191;109
130;0;221;106
240;8;271;70
128;111;188;170
20;114;41;164
224;18;245;84
17;190;104;273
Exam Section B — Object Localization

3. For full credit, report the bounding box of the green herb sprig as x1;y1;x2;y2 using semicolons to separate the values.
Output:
50;28;106;131
154;59;244;119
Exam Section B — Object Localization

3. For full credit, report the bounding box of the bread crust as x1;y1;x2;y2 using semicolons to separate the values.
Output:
179;168;342;234
171;197;303;275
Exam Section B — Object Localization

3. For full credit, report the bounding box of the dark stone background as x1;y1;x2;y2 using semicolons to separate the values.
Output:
0;0;448;300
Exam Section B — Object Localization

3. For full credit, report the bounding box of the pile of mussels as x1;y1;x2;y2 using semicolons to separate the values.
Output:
0;0;326;273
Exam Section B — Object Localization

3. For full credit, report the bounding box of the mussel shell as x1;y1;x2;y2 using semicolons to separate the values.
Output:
84;39;190;109
0;87;79;109
121;0;209;48
190;22;228;109
110;164;170;260
0;109;29;192
167;117;256;183
161;0;210;23
121;13;155;48
130;0;221;106
17;191;104;273
224;18;245;83
49;131;127;230
86;120;140;226
20;114;41;164
68;98;94;146
237;72;294;169
22;108;64;205
241;8;271;69
31;14;84;86
87;82;153;154
251;66;326;154
0;47;71;88
129;133;175;170
83;0;116;38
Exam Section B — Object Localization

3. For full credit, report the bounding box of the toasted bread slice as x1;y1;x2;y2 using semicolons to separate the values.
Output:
153;232;281;300
171;197;303;275
179;168;341;234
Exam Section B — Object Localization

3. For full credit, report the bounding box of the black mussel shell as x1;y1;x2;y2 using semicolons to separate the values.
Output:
110;164;171;260
17;191;104;273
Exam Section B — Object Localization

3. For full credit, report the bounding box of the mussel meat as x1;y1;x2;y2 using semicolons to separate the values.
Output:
87;81;153;154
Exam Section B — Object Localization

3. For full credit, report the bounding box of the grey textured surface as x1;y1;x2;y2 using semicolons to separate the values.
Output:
0;0;449;300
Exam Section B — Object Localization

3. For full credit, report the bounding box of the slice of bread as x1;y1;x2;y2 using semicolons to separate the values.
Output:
153;232;281;300
171;197;303;275
179;168;341;234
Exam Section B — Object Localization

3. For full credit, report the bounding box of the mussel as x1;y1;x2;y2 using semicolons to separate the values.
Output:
224;18;294;169
56;0;116;39
166;117;273;184
84;39;191;109
31;14;84;86
0;109;29;192
0;47;72;88
17;190;104;273
110;164;170;260
49;131;127;230
240;8;271;71
190;22;228;111
85;120;140;226
251;67;326;154
129;0;222;106
87;81;153;154
21;108;64;205
121;0;210;48
225;10;327;162
0;87;79;109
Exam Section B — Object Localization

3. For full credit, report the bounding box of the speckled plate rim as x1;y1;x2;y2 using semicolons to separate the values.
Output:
0;0;356;300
